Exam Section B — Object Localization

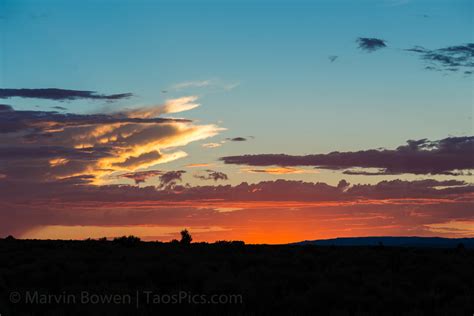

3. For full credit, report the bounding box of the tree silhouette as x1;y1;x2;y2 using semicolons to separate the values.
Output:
180;229;192;245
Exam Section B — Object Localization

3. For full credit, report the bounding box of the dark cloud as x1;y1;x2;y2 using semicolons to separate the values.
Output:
58;175;96;185
337;179;350;190
0;177;470;204
226;137;249;142
342;169;388;176
220;136;474;175
113;151;163;169
356;37;387;52
158;170;186;188
343;168;472;177
0;88;133;101
0;146;112;160
118;170;164;184
0;106;190;134
0;104;13;111
194;170;229;181
405;43;474;73
117;170;187;186
51;106;68;111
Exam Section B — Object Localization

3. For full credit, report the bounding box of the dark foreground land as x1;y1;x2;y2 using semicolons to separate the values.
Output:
0;239;473;315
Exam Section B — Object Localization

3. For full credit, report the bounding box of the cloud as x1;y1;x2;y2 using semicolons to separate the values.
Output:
115;169;186;186
1;178;472;241
113;151;163;169
51;106;68;111
1;176;469;204
0;88;133;101
8;198;474;242
0;97;222;183
226;137;249;142
194;169;229;181
202;137;251;149
118;170;163;184
356;37;387;52
172;80;212;90
221;136;474;175
170;79;239;92
202;142;222;149
125;96;200;118
158;170;186;188
185;163;212;168
243;167;318;175
405;43;474;73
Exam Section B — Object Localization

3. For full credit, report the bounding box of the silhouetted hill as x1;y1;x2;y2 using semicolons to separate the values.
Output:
0;238;473;315
293;236;474;248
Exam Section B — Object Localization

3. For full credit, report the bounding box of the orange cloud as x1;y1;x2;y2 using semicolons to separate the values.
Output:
185;163;212;168
0;97;224;183
243;167;318;175
125;96;200;118
202;142;222;148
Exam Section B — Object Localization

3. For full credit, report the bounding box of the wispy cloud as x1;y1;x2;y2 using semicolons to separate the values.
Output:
172;80;213;90
193;169;229;181
185;163;212;168
170;79;240;92
0;88;133;101
243;167;318;175
117;170;163;184
51;106;68;111
0;96;223;184
125;96;200;118
405;43;474;74
202;142;222;149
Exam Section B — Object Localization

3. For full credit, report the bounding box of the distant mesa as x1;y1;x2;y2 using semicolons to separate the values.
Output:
292;237;474;248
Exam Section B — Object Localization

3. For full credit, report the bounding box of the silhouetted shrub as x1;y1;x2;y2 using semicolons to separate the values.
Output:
170;239;179;245
180;229;192;245
5;235;15;241
112;235;141;246
214;240;245;246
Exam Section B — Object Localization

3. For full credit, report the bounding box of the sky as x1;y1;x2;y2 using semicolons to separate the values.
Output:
0;0;473;243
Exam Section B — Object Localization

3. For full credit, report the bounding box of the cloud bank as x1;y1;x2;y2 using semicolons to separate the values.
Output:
220;136;474;175
0;97;222;183
1;178;472;241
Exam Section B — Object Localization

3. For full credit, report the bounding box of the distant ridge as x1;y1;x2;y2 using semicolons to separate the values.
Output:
292;236;474;248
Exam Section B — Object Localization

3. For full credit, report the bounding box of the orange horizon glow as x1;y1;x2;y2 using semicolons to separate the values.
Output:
13;196;474;244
